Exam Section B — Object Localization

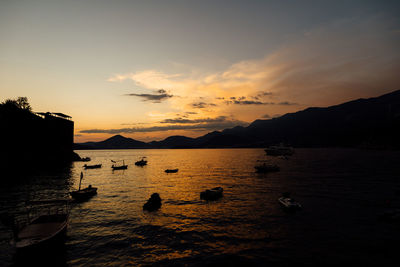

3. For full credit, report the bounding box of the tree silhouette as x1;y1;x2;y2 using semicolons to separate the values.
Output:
0;97;32;111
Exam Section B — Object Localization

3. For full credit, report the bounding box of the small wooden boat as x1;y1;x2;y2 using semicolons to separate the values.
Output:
135;157;147;166
112;165;128;170
70;172;97;201
11;200;69;249
165;169;179;173
111;160;128;170
70;186;97;200
254;163;280;173
278;197;302;210
13;214;69;249
200;187;223;201
83;164;102;169
143;193;162;211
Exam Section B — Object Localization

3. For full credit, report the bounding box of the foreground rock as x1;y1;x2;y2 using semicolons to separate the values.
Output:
200;187;223;201
143;193;162;211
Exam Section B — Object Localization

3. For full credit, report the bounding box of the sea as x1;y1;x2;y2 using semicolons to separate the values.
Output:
1;148;400;266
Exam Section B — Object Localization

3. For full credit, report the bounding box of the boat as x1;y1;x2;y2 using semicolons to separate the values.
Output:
112;165;128;170
254;163;280;173
143;193;162;211
165;169;179;173
80;157;91;162
70;186;97;200
265;144;294;156
13;213;69;249
278;197;302;210
11;200;69;249
200;187;223;201
69;172;97;201
83;164;102;169
111;160;128;170
135;157;147;166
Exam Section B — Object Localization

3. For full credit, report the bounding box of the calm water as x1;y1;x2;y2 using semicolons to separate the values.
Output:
1;148;400;266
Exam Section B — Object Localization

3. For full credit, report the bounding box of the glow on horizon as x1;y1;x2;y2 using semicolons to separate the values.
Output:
1;1;400;143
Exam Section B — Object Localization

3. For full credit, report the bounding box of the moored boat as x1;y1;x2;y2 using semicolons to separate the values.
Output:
165;168;179;173
11;200;69;250
135;157;147;166
111;160;128;170
13;214;69;249
83;164;102;169
69;172;97;201
70;186;97;200
112;165;128;170
278;197;302;210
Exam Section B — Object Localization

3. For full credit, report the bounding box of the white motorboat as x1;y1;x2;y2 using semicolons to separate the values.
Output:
278;197;302;210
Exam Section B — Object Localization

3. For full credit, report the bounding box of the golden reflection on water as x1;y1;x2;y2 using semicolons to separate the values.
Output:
69;148;282;262
3;148;400;265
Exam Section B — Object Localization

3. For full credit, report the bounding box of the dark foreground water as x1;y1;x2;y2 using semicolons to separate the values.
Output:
1;148;400;266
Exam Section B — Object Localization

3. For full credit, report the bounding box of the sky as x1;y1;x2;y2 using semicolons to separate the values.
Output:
1;0;400;142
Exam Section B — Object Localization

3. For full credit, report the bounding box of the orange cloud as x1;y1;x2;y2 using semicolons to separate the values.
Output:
95;16;400;141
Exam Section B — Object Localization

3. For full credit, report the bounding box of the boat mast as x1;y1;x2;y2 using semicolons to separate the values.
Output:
79;171;83;191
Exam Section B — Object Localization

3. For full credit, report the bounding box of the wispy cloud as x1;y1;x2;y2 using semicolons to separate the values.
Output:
278;101;298;105
190;102;217;109
224;100;297;105
225;100;274;105
125;89;173;102
261;114;271;119
108;71;182;90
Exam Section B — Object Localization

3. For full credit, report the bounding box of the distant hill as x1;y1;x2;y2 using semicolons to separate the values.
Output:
223;89;400;148
149;135;195;148
192;131;252;148
76;134;150;149
76;90;400;149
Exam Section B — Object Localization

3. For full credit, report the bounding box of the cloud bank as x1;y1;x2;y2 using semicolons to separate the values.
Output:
81;116;247;134
160;116;229;124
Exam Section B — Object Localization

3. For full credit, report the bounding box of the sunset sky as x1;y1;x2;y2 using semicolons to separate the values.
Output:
1;0;400;142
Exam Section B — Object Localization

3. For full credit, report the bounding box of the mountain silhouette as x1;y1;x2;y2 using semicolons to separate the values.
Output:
77;134;150;149
149;136;195;148
76;90;400;149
